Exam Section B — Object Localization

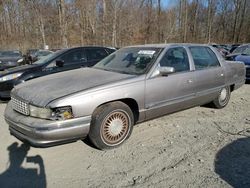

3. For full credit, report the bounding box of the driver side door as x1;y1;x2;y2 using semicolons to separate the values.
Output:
145;47;196;120
42;48;87;75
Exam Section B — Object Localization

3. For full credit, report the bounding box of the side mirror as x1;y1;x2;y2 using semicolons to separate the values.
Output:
56;60;64;67
159;66;175;76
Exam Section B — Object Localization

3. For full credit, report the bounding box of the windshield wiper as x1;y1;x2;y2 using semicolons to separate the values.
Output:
94;67;135;75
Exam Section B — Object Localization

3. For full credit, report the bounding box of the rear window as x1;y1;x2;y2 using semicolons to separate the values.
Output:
189;47;220;70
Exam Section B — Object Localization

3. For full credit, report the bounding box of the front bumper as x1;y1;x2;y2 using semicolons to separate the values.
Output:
4;102;91;147
0;80;14;98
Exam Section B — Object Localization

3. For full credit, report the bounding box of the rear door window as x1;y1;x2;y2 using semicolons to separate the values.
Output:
86;48;109;61
60;49;87;65
189;47;220;70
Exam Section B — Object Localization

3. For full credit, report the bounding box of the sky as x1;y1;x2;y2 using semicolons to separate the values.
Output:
161;0;178;9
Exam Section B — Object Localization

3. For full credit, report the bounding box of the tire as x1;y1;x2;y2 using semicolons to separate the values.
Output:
211;86;231;109
89;101;134;150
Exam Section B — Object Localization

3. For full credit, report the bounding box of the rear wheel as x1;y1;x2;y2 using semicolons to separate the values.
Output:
211;86;231;109
89;101;134;150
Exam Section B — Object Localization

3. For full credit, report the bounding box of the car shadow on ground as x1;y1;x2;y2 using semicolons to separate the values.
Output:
82;137;99;150
215;137;250;188
0;142;46;188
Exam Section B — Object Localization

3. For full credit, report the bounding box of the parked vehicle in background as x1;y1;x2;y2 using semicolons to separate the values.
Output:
235;47;250;81
32;50;53;62
19;49;40;65
229;44;240;53
51;48;62;52
226;44;250;60
4;44;245;149
0;46;115;98
211;44;229;58
26;49;39;64
0;50;22;71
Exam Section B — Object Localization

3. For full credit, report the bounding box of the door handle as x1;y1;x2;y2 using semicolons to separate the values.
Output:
220;73;224;77
187;79;193;83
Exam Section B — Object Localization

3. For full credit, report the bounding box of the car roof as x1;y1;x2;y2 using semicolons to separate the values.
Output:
124;43;211;48
66;46;111;50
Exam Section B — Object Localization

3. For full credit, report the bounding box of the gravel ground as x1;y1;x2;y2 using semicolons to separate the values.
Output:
0;84;249;188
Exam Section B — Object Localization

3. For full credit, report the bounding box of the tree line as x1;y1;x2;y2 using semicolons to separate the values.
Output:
0;0;249;51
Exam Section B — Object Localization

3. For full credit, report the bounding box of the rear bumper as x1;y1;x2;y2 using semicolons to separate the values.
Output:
4;102;91;147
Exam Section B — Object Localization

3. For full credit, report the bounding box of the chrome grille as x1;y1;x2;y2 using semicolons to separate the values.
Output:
11;97;29;115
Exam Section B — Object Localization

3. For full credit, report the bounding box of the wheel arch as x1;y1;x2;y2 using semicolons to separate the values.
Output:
94;98;140;124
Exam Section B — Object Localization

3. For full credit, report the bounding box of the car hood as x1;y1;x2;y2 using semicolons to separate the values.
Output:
12;68;135;107
0;64;40;76
0;57;21;62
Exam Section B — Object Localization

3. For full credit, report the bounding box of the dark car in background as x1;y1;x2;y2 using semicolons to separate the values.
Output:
32;50;53;62
0;46;115;98
211;44;230;58
229;44;240;53
226;44;250;61
0;50;22;71
235;47;250;81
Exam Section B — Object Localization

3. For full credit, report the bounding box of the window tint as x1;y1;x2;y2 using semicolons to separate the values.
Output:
160;47;190;72
86;48;108;61
189;47;220;70
60;49;86;65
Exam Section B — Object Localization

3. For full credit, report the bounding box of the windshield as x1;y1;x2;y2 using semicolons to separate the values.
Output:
0;51;22;58
36;51;52;57
242;47;250;55
33;49;66;65
233;45;249;54
93;47;162;75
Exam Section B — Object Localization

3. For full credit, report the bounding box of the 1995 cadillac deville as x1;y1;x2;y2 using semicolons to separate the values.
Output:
4;44;246;150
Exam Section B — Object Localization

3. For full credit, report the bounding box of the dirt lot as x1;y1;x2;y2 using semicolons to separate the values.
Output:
0;84;249;188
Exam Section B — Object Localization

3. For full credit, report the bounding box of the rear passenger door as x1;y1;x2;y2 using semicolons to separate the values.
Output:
189;46;225;100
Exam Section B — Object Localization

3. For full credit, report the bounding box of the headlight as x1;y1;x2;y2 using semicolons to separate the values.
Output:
17;58;24;63
51;106;74;120
29;105;74;120
0;72;22;82
30;105;52;119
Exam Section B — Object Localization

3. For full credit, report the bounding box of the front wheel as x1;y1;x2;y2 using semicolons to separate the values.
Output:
211;86;231;109
89;101;134;150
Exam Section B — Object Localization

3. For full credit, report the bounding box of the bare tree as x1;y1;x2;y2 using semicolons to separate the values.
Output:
0;0;250;51
57;0;68;47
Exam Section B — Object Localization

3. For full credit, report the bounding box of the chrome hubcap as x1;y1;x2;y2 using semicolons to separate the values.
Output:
109;119;123;135
102;111;129;145
219;88;227;102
